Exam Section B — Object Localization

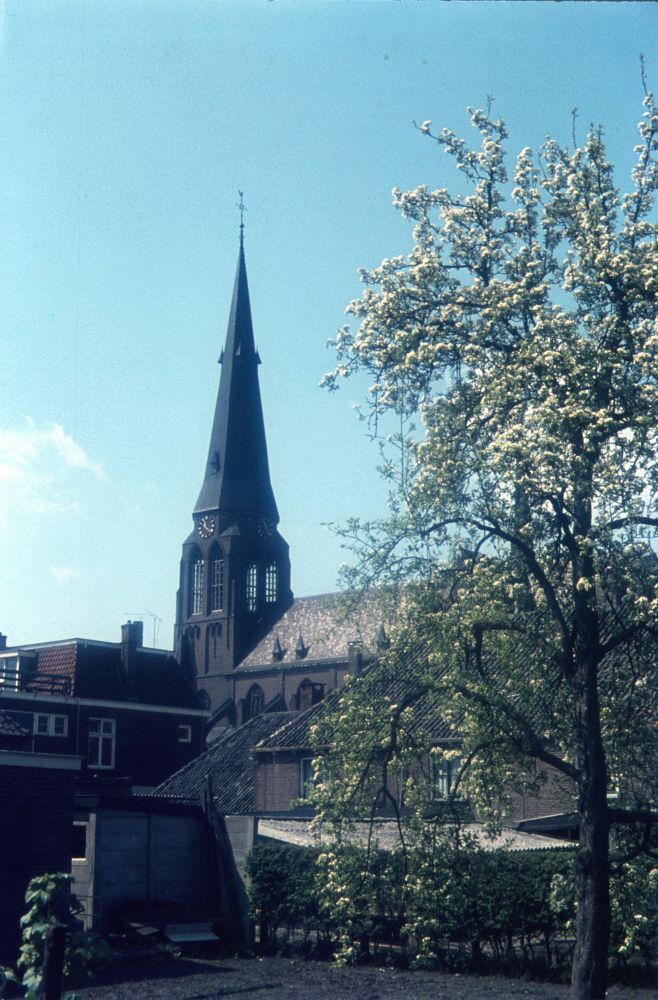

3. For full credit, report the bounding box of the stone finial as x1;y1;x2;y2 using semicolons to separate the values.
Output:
295;632;308;660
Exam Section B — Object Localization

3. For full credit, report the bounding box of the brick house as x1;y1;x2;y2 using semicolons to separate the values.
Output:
0;747;81;963
0;620;207;793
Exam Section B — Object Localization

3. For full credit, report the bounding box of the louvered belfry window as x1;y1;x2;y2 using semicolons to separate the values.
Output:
246;563;257;612
211;557;224;612
265;562;277;603
192;557;203;615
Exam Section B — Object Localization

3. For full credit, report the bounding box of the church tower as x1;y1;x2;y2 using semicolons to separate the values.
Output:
175;231;293;710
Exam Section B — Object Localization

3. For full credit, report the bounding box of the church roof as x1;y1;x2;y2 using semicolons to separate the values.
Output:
194;243;278;520
238;591;389;669
253;655;456;751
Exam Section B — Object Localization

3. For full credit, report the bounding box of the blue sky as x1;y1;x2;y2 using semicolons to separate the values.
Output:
0;1;656;647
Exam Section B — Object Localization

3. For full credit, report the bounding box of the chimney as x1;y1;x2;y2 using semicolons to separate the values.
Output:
121;621;143;699
348;641;363;676
298;681;313;712
0;633;6;651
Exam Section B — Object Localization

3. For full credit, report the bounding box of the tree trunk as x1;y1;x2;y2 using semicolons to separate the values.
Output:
570;639;611;999
570;805;610;999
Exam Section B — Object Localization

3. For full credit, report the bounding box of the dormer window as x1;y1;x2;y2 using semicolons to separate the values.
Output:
246;563;257;612
265;562;277;603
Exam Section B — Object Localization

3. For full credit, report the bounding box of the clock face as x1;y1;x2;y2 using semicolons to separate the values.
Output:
256;517;274;538
197;515;216;539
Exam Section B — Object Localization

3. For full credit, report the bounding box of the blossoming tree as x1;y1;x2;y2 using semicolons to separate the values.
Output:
321;80;658;999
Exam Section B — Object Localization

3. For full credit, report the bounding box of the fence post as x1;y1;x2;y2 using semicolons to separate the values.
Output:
40;923;66;1000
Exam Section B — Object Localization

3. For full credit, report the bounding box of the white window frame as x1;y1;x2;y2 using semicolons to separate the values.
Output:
178;724;192;743
33;714;68;737
0;655;21;690
88;718;116;769
300;758;315;799
431;756;462;799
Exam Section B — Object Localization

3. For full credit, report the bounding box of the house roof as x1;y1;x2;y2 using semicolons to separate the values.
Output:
6;640;200;709
238;591;390;669
151;711;297;813
257;818;573;853
0;711;30;738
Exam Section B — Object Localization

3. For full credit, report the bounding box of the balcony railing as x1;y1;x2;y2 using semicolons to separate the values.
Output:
0;665;72;697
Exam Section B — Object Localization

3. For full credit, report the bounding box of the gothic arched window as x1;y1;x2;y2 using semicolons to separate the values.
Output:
245;683;264;721
209;546;224;613
189;551;203;617
246;562;258;612
265;562;277;603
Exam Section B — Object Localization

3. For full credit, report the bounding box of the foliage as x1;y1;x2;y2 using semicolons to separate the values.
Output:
1;873;112;998
550;846;658;973
320;71;658;997
246;840;576;976
245;844;334;955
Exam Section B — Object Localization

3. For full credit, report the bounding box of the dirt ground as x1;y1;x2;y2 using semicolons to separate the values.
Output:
71;954;657;1000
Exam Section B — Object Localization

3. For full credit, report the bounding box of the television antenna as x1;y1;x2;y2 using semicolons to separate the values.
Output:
123;609;162;648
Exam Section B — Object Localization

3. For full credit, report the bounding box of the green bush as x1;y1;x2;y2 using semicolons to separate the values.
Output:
246;844;335;955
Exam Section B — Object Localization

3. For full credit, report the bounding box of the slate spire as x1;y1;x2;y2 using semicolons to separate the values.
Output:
194;241;278;520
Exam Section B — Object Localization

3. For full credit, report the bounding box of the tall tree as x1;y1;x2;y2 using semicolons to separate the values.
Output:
321;81;658;999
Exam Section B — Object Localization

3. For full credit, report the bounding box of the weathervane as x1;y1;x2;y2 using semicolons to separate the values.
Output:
236;190;247;246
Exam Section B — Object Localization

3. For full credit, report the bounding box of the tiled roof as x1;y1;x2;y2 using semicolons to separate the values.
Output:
11;640;200;709
20;645;77;696
0;711;31;738
257;818;572;852
238;592;390;669
151;712;296;813
255;650;456;752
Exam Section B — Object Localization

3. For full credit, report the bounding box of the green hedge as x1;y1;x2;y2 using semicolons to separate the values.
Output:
245;840;573;972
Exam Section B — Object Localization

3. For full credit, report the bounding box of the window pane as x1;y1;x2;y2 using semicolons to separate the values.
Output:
300;759;315;799
101;720;114;735
89;719;100;734
100;736;113;768
36;715;49;734
88;736;100;766
53;716;66;736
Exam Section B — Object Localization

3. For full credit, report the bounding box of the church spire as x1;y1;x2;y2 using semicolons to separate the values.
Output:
194;238;278;520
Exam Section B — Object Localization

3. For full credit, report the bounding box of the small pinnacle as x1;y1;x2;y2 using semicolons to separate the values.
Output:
272;633;284;662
